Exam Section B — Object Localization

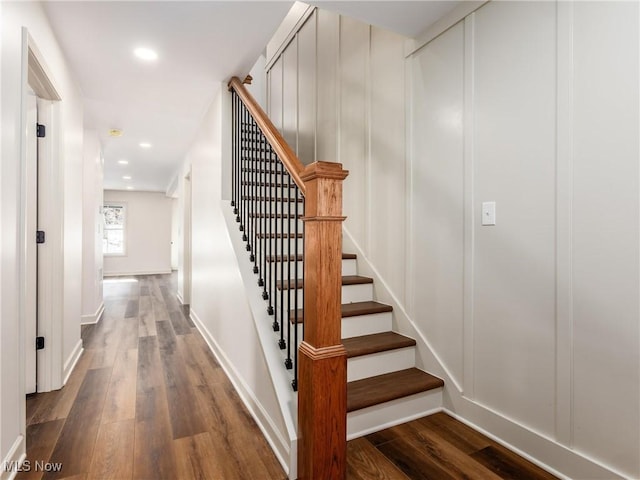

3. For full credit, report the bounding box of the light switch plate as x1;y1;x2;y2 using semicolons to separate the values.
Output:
482;201;496;226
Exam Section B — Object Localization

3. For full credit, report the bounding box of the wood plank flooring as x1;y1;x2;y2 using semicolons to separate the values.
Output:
21;273;557;480
20;274;286;480
347;412;558;480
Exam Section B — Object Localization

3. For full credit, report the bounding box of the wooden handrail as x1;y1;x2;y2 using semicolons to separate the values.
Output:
228;76;306;195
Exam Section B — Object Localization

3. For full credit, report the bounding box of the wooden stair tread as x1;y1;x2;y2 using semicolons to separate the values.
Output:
257;233;303;239
347;368;444;412
289;301;393;324
241;196;303;203
277;275;372;291
267;253;355;263
342;332;415;358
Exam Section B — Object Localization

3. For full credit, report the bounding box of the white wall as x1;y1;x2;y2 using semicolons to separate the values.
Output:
81;130;104;323
267;3;639;478
103;190;172;276
171;197;179;270
1;1;85;472
175;84;289;473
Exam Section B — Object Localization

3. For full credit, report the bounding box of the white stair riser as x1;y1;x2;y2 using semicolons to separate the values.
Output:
342;312;393;339
347;347;415;382
347;388;443;440
272;310;393;342
263;258;356;284
274;282;373;311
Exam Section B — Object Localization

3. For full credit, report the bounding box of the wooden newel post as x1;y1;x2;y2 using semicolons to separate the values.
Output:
298;161;349;480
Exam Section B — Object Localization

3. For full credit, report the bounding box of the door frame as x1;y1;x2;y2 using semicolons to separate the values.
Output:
19;29;64;397
182;169;192;305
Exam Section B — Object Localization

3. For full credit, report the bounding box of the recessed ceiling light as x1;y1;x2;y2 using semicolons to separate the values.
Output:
123;175;132;180
118;159;129;165
139;142;151;148
134;47;158;62
109;128;123;137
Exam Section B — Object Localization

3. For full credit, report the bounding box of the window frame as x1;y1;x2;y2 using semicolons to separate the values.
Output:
102;202;127;257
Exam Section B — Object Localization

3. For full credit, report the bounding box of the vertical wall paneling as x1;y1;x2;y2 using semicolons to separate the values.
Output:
297;11;316;165
472;2;557;436
338;16;369;252
571;2;640;476
409;21;465;390
282;38;298;152
315;9;339;162
554;0;574;447
269;57;283;132
462;14;476;399
369;27;407;303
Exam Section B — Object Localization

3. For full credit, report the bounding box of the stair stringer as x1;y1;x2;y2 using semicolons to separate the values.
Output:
342;227;623;480
222;205;299;479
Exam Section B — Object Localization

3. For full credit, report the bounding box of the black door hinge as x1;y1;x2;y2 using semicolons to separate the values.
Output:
36;124;46;138
36;230;45;244
36;337;45;350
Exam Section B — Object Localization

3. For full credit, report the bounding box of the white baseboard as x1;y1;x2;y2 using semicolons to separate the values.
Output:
103;269;171;277
62;339;83;386
189;308;292;478
176;292;184;305
1;435;25;480
80;302;104;325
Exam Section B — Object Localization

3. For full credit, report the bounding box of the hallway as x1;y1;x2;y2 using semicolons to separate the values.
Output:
21;274;286;480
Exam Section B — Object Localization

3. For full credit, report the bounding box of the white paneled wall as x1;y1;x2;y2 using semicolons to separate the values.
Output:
267;2;639;478
570;2;639;472
471;1;557;435
408;20;465;390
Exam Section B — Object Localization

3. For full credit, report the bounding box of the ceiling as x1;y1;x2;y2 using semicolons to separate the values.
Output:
42;1;459;193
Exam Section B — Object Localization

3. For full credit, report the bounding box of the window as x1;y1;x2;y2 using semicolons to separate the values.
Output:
103;203;126;255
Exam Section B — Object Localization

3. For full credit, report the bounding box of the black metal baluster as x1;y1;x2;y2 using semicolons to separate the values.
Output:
268;146;276;321
278;158;286;350
241;105;247;239
285;171;293;370
258;130;266;289
292;182;301;390
231;93;236;212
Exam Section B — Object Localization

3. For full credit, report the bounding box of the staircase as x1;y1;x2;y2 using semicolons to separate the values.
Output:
278;247;444;437
229;76;443;476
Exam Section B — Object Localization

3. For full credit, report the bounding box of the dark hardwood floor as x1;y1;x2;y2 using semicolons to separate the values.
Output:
21;273;557;480
20;274;286;480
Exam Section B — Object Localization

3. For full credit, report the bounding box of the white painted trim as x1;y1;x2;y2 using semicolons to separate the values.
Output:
103;270;171;277
20;29;65;395
62;340;83;386
80;302;104;325
189;308;293;478
405;1;488;58
555;0;575;447
347;407;443;441
462;13;476;400
176;292;184;305
442;407;626;480
266;3;315;71
0;435;26;480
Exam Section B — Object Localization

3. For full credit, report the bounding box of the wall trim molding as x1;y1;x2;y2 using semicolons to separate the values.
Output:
62;340;83;386
80;302;104;325
342;226;625;480
0;435;26;480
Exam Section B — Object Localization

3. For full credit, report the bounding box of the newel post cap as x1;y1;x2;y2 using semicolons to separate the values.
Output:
300;161;349;182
